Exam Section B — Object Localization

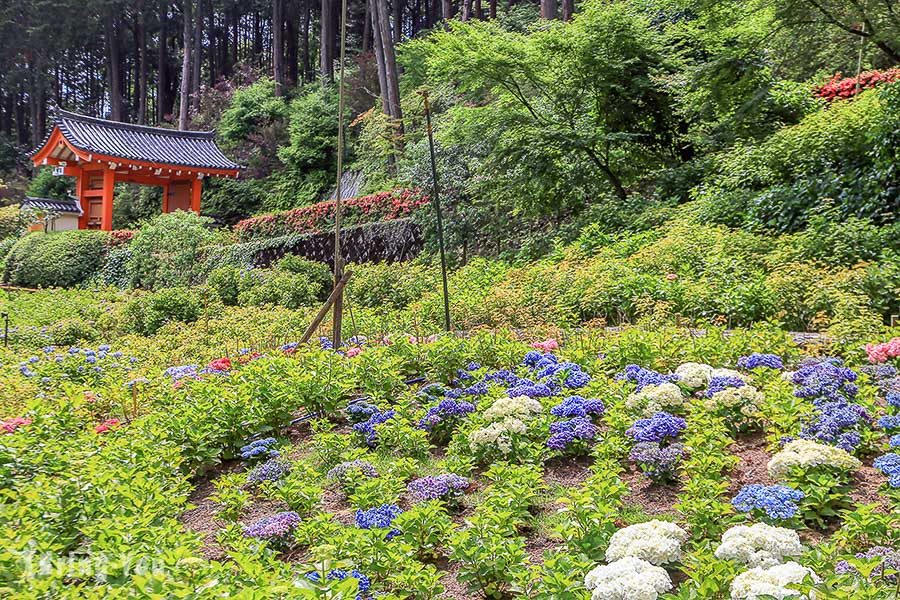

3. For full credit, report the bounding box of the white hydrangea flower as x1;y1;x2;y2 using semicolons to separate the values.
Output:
767;439;861;479
469;417;527;454
674;362;713;389
483;395;543;422
584;557;673;600
605;520;688;565
625;383;685;415
705;385;764;414
712;368;746;380
715;523;803;568
730;561;818;599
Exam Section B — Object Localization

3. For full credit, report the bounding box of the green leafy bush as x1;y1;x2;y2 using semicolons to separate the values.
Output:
127;211;218;289
3;231;109;288
121;287;204;334
348;261;437;310
275;254;331;298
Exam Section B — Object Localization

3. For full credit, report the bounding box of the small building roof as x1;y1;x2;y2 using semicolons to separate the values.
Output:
33;110;241;172
22;196;83;215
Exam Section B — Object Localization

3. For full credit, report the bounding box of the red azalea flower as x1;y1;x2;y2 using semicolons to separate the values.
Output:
95;418;121;434
208;357;232;371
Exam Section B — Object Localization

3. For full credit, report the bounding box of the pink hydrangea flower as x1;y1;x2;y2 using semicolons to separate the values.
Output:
531;339;559;352
207;357;232;371
346;347;362;358
866;338;900;364
95;418;121;434
1;417;32;434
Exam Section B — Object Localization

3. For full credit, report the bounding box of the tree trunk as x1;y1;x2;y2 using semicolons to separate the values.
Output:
362;0;371;53
302;0;311;81
136;1;148;124
474;0;482;19
489;0;496;19
273;0;284;94
374;0;402;131
320;0;334;80
540;0;556;19
179;0;193;129
393;0;402;42
191;0;202;110
369;0;389;108
562;0;573;21
285;0;299;86
461;0;471;21
158;7;169;123
105;13;124;121
442;0;452;20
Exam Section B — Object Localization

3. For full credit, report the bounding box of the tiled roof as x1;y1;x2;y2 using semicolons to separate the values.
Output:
45;110;241;172
22;197;83;214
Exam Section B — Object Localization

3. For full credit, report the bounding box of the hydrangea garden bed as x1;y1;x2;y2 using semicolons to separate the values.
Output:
3;329;900;598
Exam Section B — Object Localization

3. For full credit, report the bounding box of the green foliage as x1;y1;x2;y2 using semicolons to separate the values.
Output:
347;260;437;309
0;204;27;241
218;78;290;147
3;230;109;288
275;254;331;298
121;287;204;335
26;167;74;200
127;211;218;289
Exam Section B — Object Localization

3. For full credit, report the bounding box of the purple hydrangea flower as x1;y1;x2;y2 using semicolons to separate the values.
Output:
306;569;372;599
352;409;396;446
626;412;686;442
629;441;684;481
732;484;805;520
737;353;784;370
247;458;291;483
792;361;858;402
347;400;381;425
407;474;471;502
835;546;900;582
417;398;476;431
506;381;555;398
327;459;379;482
242;511;300;545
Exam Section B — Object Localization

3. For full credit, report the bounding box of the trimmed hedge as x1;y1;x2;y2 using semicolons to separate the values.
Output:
2;231;110;288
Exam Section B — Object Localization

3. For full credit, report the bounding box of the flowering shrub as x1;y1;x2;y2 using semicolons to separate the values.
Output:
835;546;900;581
873;453;900;488
1;416;31;434
816;69;900;101
867;338;900;364
247;458;292;484
732;484;805;522
737;353;784;370
407;474;471;504
703;385;763;430
305;568;372;600
729;561;818;599
347;400;381;425
625;382;685;415
798;400;870;453
705;375;746;397
469;417;529;459
242;511;301;547
530;339;559;352
605;520;688;565
417;398;476;443
629;441;684;482
714;523;803;568
206;357;233;373
547;417;600;454
791;359;858;402
673;362;713;389
240;437;279;460
94;418;121;434
19;345;137;388
483;395;543;422
550;395;605;419
615;365;679;392
234;188;429;240
352;408;396;447
767;439;861;479
626;412;686;442
355;504;402;539
584;557;673;600
326;459;379;493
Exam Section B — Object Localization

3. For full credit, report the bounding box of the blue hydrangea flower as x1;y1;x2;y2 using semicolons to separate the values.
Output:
417;399;476;431
890;435;900;448
550;395;605;419
878;416;900;431
347;400;381;425
705;376;745;397
732;484;805;520
626;412;686;442
355;504;402;539
547;417;599;451
240;437;279;460
506;381;555;398
305;568;371;599
799;400;871;452
792;361;858;402
737;353;784;370
629;441;684;481
407;474;470;502
247;458;291;483
352;409;396;446
874;454;900;487
615;365;679;391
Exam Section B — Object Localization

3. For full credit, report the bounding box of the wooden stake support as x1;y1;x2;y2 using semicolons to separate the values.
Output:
301;270;353;344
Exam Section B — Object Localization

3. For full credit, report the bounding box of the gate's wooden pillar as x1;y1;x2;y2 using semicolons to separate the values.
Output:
101;167;115;231
73;167;88;229
190;177;202;214
162;182;170;213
